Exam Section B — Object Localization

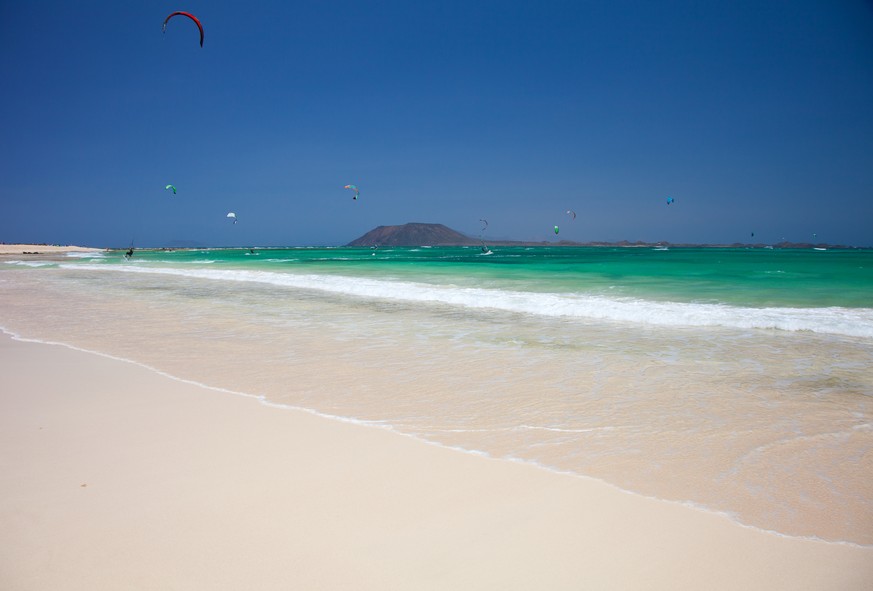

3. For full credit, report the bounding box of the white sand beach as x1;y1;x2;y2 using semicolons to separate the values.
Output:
1;332;871;590
0;244;105;256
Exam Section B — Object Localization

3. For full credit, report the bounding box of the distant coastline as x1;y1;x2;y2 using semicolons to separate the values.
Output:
97;242;867;252
2;239;869;254
475;240;863;250
344;222;867;250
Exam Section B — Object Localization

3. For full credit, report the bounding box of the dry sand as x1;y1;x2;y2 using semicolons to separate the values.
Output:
1;332;871;590
0;244;105;256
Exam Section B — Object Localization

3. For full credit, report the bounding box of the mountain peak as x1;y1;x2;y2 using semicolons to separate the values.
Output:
346;223;480;247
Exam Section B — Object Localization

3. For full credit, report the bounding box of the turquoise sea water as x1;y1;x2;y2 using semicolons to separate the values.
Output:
60;245;873;333
70;245;873;307
2;245;872;544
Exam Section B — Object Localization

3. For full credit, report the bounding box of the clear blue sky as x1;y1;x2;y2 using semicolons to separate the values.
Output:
2;1;872;247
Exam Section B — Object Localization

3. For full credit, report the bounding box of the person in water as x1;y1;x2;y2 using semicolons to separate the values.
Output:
124;247;134;259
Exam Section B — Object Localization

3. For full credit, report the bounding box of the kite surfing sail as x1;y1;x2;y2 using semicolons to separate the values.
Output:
344;184;360;200
162;11;204;47
227;212;237;224
566;210;576;220
666;197;674;205
479;219;488;231
165;184;176;195
554;225;560;235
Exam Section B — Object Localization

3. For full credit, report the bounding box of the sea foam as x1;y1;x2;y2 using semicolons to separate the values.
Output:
62;264;873;339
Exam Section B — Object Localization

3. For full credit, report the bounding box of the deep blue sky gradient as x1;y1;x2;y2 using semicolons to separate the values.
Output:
2;1;872;247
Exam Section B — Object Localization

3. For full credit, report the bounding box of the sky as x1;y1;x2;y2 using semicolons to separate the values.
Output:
1;0;872;247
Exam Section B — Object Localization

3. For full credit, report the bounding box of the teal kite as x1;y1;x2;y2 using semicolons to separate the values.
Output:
344;184;360;200
165;184;176;195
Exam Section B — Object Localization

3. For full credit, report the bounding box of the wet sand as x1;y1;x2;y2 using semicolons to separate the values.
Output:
1;332;871;590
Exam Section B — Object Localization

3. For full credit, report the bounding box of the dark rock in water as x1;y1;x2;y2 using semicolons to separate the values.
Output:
347;223;480;247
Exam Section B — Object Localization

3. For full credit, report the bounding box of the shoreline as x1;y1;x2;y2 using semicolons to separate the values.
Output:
2;331;871;589
5;328;872;550
4;328;871;551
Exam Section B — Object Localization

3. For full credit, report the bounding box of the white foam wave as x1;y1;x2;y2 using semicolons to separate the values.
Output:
60;264;873;339
65;251;105;259
4;260;55;267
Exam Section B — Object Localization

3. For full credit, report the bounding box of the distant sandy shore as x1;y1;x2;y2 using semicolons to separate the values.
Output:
1;332;871;590
0;243;105;255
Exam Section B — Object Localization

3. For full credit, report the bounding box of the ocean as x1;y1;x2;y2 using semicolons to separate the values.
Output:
2;245;872;545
